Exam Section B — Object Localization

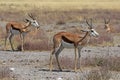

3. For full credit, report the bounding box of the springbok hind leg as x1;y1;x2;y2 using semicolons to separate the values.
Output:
49;45;64;71
55;45;64;71
78;47;82;71
9;34;15;51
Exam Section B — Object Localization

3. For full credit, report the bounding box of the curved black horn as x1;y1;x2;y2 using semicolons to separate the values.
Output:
104;18;107;24
107;18;110;24
85;18;93;29
104;18;110;24
28;13;35;20
90;18;93;28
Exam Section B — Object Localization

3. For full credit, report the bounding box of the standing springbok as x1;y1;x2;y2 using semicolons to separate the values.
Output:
104;18;112;33
4;14;40;51
49;18;99;72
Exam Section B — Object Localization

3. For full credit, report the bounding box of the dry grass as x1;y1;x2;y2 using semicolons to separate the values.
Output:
52;56;74;69
0;0;120;11
81;56;120;71
86;68;111;80
0;0;119;2
90;32;114;46
0;9;120;50
17;30;52;51
0;1;120;50
17;39;51;51
0;66;15;80
52;55;120;71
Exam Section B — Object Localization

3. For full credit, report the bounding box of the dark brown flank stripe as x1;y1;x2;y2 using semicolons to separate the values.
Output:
11;24;20;31
61;32;89;45
62;36;74;44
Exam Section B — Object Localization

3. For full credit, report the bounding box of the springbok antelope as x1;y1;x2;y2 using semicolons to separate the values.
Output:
49;18;99;72
104;18;112;33
4;14;40;51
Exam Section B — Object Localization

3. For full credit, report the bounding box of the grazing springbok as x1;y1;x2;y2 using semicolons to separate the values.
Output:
104;18;112;33
4;14;40;51
49;18;99;72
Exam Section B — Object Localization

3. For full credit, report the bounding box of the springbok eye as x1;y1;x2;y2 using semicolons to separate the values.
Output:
91;30;94;32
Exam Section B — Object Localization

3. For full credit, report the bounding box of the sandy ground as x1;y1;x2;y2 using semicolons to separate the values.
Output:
0;47;119;80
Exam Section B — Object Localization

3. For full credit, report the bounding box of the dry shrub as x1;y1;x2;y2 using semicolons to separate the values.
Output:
0;66;12;79
52;55;120;71
81;56;120;71
52;56;74;70
50;46;120;71
31;30;47;40
115;26;120;33
0;8;120;49
99;34;113;44
0;7;120;25
0;27;6;39
17;29;52;51
89;33;114;46
86;68;111;80
17;39;52;51
81;57;108;67
56;20;66;25
107;56;120;71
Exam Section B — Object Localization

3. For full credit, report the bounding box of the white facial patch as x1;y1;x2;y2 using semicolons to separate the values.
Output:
31;20;39;27
90;29;99;37
34;20;39;26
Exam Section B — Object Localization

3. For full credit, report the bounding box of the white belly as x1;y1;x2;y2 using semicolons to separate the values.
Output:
62;40;74;48
61;40;82;48
11;29;27;35
11;29;20;34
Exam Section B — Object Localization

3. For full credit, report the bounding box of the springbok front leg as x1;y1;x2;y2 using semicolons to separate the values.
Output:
4;33;10;50
74;47;78;72
9;34;15;51
49;51;54;71
20;33;24;51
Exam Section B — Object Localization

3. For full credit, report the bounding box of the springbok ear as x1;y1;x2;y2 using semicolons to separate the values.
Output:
81;29;89;32
25;19;30;22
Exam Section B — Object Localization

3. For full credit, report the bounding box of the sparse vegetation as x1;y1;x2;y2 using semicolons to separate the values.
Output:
0;66;15;80
0;0;120;53
86;68;111;80
0;0;119;80
52;55;120;72
17;39;51;51
16;30;52;51
82;56;120;71
1;9;120;50
52;56;74;69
